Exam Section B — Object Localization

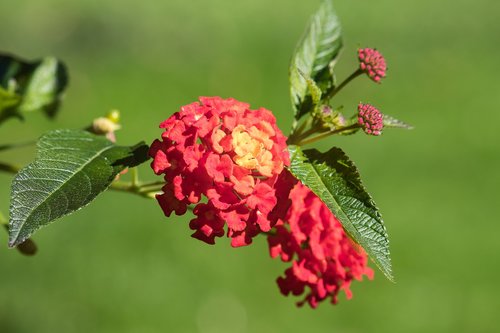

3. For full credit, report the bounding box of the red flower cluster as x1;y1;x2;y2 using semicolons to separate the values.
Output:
358;103;384;136
149;97;289;247
358;48;387;83
268;175;373;308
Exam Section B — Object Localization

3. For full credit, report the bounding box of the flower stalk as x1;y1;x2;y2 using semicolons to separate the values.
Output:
324;68;363;101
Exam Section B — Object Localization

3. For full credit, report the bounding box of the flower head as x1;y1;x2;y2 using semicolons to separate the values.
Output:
358;48;387;83
268;176;373;308
149;97;289;247
358;103;384;136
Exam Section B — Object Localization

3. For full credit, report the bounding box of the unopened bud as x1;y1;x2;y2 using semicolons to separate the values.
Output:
91;117;121;135
88;110;121;142
358;48;387;83
358;103;384;136
314;105;346;131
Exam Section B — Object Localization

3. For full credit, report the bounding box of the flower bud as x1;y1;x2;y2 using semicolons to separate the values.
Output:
88;110;121;142
358;103;384;136
358;48;387;83
313;105;346;131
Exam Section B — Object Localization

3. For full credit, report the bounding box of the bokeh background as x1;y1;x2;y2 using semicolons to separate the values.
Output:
1;0;499;332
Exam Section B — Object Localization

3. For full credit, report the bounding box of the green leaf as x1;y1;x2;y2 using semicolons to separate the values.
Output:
0;53;68;121
290;0;343;119
298;69;322;112
383;114;414;130
288;145;393;281
17;57;68;118
8;129;149;247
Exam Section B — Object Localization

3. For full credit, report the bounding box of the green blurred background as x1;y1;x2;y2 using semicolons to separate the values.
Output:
1;0;499;332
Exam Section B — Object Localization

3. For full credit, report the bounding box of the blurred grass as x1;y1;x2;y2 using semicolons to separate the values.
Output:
1;0;500;332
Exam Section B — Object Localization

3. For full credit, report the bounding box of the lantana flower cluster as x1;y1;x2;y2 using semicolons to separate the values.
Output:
268;173;373;308
149;97;289;247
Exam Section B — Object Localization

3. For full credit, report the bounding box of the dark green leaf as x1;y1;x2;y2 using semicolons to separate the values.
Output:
290;0;343;119
383;114;414;130
288;145;393;281
0;53;37;87
8;129;149;247
0;53;68;121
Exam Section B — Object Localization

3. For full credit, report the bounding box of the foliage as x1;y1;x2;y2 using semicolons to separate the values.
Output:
0;0;412;309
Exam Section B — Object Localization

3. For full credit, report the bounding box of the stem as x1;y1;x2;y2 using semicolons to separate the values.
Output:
294;117;310;137
292;124;321;143
324;69;363;101
296;123;360;146
288;116;314;145
109;180;163;199
130;167;139;188
0;161;20;173
138;184;164;194
0;141;36;152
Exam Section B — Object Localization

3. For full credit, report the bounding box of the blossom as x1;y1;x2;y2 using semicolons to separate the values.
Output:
358;48;387;83
268;176;373;308
149;97;289;247
358;103;384;136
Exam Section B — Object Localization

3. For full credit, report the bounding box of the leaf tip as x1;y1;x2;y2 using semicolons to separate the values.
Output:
385;271;396;283
8;229;24;248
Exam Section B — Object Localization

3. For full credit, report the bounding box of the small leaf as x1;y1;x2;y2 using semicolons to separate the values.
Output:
288;145;393;281
0;53;68;121
8;129;149;247
290;0;343;119
298;69;322;111
383;114;414;130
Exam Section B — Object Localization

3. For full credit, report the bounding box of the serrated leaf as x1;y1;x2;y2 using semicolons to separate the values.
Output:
0;53;68;121
8;129;149;247
288;145;393;281
383;114;414;130
290;0;343;119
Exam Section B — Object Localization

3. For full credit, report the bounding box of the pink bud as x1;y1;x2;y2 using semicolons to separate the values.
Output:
357;103;384;136
358;48;387;83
